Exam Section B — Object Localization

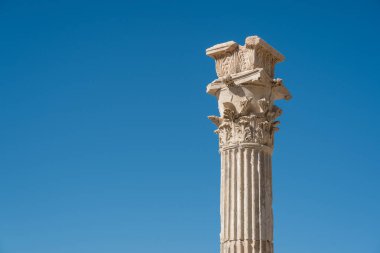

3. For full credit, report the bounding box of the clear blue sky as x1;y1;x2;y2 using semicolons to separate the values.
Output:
0;0;379;252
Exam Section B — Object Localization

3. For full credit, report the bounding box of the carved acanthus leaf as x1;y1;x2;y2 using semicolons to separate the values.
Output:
239;97;253;116
267;105;282;121
258;98;270;113
208;115;222;127
213;115;278;148
223;108;236;120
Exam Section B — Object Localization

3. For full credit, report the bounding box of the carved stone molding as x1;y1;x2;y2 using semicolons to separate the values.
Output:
209;115;278;149
206;36;291;149
206;36;285;79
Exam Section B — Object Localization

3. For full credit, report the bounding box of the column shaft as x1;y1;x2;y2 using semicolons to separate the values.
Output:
220;147;273;253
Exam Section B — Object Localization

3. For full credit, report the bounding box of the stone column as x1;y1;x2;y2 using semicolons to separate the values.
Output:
206;36;291;253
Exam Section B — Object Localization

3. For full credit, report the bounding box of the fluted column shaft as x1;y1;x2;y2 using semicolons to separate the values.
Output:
220;146;273;253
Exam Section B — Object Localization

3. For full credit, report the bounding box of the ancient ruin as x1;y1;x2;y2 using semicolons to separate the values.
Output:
206;35;291;253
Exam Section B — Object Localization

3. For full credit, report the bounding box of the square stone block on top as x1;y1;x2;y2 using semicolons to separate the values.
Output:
206;36;285;79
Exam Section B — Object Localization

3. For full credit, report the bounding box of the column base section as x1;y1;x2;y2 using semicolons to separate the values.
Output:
221;240;273;253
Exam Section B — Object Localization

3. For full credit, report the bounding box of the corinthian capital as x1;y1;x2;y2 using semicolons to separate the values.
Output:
206;35;291;148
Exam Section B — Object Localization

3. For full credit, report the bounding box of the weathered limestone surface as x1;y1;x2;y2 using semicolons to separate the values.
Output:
206;36;291;253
